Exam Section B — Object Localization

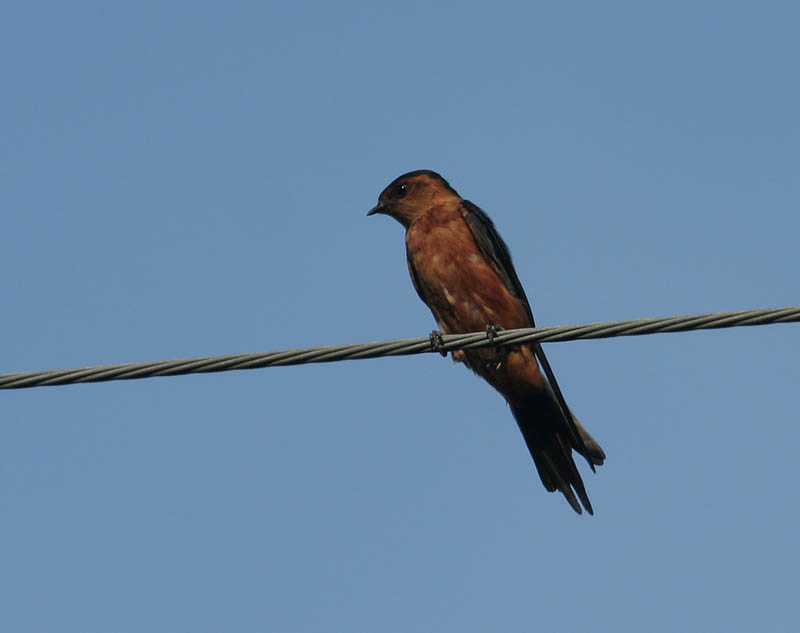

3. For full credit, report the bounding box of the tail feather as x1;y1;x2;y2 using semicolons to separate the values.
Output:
573;415;606;467
511;394;603;515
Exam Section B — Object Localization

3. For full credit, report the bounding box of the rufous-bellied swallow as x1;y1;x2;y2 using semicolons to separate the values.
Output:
368;170;605;514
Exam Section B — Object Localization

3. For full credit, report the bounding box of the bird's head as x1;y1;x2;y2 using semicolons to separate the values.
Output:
368;170;458;228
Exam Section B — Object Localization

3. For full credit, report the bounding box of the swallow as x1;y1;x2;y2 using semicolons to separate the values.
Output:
368;170;605;514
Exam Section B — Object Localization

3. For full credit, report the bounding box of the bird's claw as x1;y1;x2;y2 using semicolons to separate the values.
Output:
486;324;504;341
429;330;448;356
486;324;507;369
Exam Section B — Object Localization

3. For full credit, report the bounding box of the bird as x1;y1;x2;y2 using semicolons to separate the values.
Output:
368;169;605;514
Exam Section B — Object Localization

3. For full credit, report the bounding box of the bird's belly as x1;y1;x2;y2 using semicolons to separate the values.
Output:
415;250;530;335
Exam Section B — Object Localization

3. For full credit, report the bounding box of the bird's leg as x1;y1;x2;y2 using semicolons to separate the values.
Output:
429;330;448;357
485;324;503;341
486;324;508;369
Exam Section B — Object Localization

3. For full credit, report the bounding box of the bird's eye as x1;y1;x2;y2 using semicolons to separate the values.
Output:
393;183;408;198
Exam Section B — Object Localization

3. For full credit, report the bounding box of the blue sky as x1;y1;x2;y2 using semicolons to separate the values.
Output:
2;2;799;631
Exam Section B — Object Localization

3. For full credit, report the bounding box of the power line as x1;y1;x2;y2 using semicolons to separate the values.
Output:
1;305;798;391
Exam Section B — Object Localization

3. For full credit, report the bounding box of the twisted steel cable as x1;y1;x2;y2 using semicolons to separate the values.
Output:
1;305;798;390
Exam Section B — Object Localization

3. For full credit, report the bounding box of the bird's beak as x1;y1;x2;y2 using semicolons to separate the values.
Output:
367;203;382;216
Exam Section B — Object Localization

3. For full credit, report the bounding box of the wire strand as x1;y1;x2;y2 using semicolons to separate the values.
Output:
1;305;798;390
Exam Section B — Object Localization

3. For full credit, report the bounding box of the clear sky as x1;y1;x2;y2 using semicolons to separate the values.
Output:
2;2;799;631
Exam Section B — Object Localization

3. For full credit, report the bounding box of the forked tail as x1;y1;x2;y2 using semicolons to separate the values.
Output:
511;392;605;514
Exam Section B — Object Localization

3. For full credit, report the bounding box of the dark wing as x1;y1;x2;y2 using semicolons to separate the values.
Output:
460;200;536;325
460;200;594;469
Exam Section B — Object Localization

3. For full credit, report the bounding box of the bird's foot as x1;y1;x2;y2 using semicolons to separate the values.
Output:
429;330;448;357
485;324;504;341
486;324;507;369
